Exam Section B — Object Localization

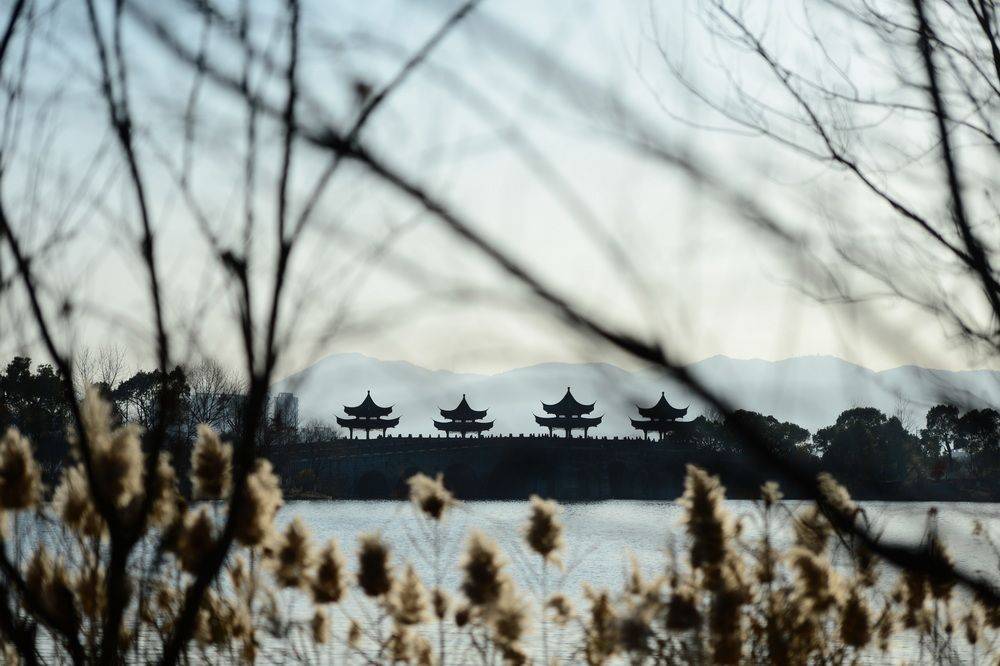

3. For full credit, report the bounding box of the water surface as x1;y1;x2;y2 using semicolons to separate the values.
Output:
280;499;1000;594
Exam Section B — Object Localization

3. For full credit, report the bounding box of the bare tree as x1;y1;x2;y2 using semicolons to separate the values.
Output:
75;346;127;396
185;359;241;434
650;0;1000;361
0;1;488;662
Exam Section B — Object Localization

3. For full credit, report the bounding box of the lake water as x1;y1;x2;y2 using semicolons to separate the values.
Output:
280;499;1000;594
276;500;1000;663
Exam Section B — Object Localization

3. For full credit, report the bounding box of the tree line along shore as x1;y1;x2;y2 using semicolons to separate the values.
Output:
3;357;998;501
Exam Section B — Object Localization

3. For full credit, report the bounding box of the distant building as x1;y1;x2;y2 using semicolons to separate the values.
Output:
630;392;687;440
220;393;247;430
337;391;399;438
434;394;493;437
273;392;299;430
535;387;603;437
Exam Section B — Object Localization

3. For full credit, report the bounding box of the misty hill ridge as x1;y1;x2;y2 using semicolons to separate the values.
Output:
273;353;1000;436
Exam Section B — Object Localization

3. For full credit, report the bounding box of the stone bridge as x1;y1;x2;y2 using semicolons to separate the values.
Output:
273;434;783;501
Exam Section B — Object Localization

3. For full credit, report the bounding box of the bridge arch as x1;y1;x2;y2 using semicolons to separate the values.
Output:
608;460;628;497
392;466;422;500
356;471;390;499
444;463;478;500
487;452;558;498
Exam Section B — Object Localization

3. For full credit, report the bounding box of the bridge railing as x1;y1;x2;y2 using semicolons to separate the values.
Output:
270;432;687;463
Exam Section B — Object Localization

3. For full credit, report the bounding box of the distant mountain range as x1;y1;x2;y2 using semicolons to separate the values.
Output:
271;353;1000;436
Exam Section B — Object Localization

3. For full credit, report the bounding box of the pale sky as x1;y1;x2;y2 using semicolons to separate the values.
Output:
1;0;991;379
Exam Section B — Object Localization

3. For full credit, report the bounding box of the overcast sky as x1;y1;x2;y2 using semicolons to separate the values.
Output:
1;0;988;379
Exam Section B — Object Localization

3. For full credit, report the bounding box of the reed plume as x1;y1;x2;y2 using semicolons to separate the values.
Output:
234;459;283;546
53;464;104;538
546;593;575;626
357;533;393;597
191;424;232;500
490;586;531;663
25;547;80;637
665;583;700;631
0;428;41;510
408;472;455;520
925;531;955;601
312;538;349;604
679;465;731;574
760;481;782;508
708;559;750;664
312;607;330;644
583;586;619;665
177;506;216;573
840;588;872;649
432;587;450;620
793;506;831;556
270;516;314;588
789;547;842;614
524;494;564;564
391;564;431;626
151;452;179;528
461;530;508;608
74;389;143;510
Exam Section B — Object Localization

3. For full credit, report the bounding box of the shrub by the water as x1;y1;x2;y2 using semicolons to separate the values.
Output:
0;391;996;664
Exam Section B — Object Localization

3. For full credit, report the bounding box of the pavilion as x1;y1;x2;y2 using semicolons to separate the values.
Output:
630;392;688;440
535;387;603;437
434;394;494;437
337;391;399;438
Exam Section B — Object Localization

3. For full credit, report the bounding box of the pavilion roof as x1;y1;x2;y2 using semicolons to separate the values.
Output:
344;390;393;418
534;414;603;428
439;394;488;421
336;415;399;429
434;419;494;433
630;417;682;431
541;387;596;416
636;392;687;420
